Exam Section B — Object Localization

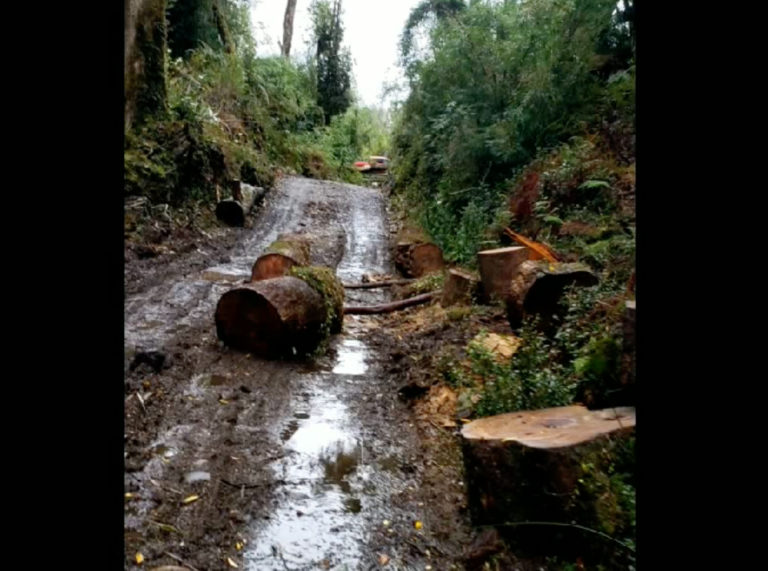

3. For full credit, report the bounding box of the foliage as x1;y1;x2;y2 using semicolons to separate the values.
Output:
392;0;635;266
309;0;353;124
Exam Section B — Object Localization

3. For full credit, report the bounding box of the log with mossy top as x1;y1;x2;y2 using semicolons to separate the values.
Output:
215;266;344;358
251;233;311;281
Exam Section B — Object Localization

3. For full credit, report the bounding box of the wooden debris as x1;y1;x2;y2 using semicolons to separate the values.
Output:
251;233;311;281
344;291;440;315
216;182;265;227
441;268;480;306
477;246;530;302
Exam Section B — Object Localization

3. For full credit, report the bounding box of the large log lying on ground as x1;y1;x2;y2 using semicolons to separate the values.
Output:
344;291;439;315
441;268;480;307
290;266;345;334
506;260;598;328
216;181;265;227
215;276;326;358
477;246;530;302
251;233;311;281
462;405;635;527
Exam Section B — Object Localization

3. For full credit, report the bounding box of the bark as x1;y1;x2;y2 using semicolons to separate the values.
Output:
281;0;298;57
506;261;598;328
344;291;439;315
441;268;480;306
395;242;445;278
215;276;326;358
477;246;530;302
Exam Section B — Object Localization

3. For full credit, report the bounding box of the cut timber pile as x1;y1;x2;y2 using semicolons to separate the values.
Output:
251;233;311;281
477;246;530;302
394;227;444;278
215;276;325;358
441;268;480;307
216;181;265;227
462;405;635;526
506;260;598;327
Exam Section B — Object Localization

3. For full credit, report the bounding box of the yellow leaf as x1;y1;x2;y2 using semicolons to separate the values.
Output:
460;418;472;424
227;557;239;568
125;492;134;500
414;520;423;530
219;399;229;405
135;552;144;565
182;494;200;504
235;542;243;551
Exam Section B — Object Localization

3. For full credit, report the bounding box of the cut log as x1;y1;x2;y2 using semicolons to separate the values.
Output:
251;233;311;281
344;291;439;315
395;242;445;278
441;268;480;306
215;182;265;227
462;405;635;526
215;276;325;358
477;246;530;302
506;260;598;328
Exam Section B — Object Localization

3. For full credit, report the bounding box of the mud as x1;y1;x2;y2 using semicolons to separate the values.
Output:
124;177;476;570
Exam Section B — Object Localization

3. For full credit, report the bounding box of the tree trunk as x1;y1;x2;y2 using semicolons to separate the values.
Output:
395;242;445;278
441;268;479;306
477;246;530;303
462;405;635;526
344;291;439;315
216;183;265;227
125;0;168;130
212;0;235;54
215;276;326;358
251;233;311;281
506;260;598;328
281;0;298;57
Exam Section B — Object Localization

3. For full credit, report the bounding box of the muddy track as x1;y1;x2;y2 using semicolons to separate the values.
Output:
125;177;472;570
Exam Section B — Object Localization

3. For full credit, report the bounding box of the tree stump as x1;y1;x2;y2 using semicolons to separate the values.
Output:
395;242;445;278
251;233;311;281
216;182;265;227
506;260;598;328
441;268;480;306
462;405;635;526
215;276;326;358
477;246;530;302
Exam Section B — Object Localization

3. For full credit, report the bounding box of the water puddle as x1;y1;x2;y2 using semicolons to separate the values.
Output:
245;338;371;569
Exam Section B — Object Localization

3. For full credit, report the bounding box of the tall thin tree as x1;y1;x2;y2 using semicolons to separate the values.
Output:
281;0;299;57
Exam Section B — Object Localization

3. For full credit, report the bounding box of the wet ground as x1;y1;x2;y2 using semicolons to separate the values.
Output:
124;177;473;570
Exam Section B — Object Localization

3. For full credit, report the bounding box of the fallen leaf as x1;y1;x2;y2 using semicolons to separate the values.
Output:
182;495;200;505
378;553;390;565
226;557;239;568
125;493;135;500
135;552;144;565
235;542;243;551
219;399;229;405
414;520;423;530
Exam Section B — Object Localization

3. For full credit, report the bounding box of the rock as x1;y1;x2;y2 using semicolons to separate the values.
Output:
129;350;168;373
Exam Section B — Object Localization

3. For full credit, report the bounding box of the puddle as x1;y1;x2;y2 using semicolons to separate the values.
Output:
331;338;368;376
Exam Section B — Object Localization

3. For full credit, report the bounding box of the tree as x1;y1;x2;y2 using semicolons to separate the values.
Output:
310;0;352;124
281;0;299;57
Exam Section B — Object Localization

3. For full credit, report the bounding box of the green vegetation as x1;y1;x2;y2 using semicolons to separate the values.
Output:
125;0;389;214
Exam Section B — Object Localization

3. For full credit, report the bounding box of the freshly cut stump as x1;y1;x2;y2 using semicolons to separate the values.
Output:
251;234;311;281
506;260;598;327
441;268;480;306
215;276;325;358
477;246;530;302
462;405;635;526
395;242;444;278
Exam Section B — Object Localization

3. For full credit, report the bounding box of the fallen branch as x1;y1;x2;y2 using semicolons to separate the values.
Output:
343;291;440;315
504;227;559;262
342;279;415;289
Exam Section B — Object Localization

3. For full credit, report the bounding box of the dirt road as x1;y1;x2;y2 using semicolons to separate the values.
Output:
124;177;471;570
